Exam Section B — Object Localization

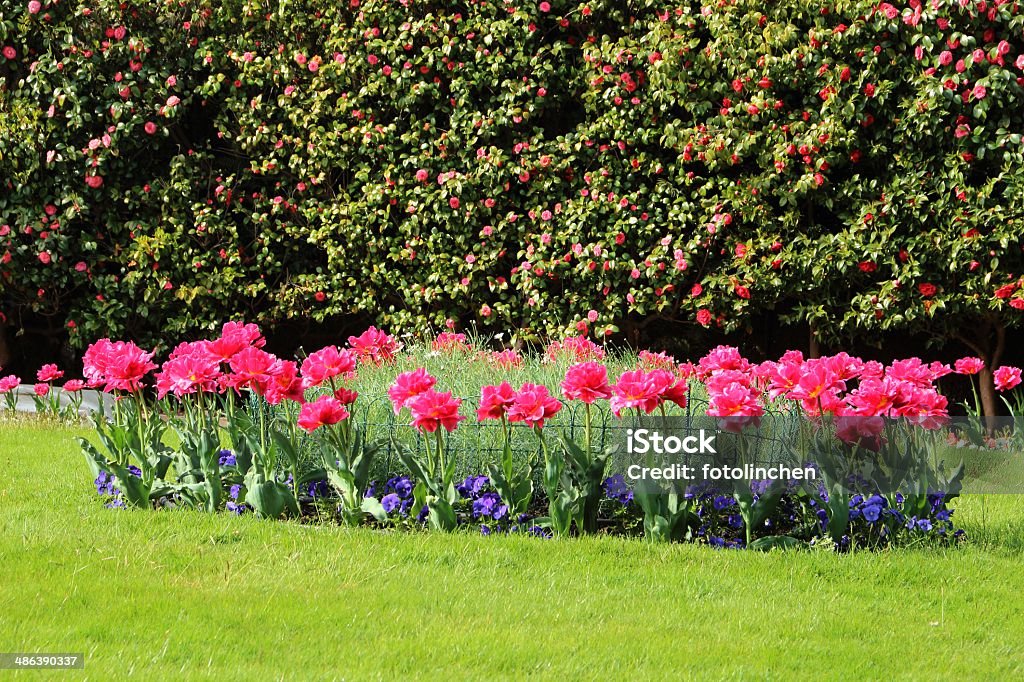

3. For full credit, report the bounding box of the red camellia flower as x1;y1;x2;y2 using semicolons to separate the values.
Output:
144;121;157;134
858;261;877;273
37;363;64;383
84;175;103;189
696;309;712;326
864;83;875;97
994;366;1023;392
297;395;349;432
408;389;464;433
918;283;937;297
994;283;1018;299
506;383;562;428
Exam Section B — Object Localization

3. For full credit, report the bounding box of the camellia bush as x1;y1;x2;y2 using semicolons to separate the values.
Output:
2;0;1024;406
6;322;1024;549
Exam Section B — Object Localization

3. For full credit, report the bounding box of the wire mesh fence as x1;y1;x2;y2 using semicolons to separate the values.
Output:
246;391;802;483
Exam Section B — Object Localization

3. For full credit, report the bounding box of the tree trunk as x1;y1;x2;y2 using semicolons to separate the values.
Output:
978;365;999;425
808;324;821;359
957;316;1006;430
0;321;10;369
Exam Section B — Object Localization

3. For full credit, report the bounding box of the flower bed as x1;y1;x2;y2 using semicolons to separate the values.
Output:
5;322;1024;551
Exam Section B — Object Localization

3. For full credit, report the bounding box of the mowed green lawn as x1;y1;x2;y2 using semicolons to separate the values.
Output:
2;422;1024;679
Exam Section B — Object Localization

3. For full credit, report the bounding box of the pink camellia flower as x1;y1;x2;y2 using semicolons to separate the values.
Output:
144;121;157;134
63;380;85;392
415;169;428;182
561;362;611;404
477;381;516;421
301;346;357;387
954;357;985;375
0;375;21;393
388;368;436;413
408;389;464;433
84;175;103;189
265;360;306;405
37;363;64;383
166;95;180;107
348;326;399;364
2;46;16;60
507;383;562;428
34;383;49;397
155;350;222;399
28;1;42;15
297;395;349;432
226;346;279;395
995;366;1023;392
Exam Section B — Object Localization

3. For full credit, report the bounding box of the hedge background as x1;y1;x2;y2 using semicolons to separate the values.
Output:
2;0;1024;390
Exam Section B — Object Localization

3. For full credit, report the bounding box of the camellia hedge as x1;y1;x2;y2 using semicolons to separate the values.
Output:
2;0;1024;407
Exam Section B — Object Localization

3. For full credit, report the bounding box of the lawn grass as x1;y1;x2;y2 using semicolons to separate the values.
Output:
3;420;1024;679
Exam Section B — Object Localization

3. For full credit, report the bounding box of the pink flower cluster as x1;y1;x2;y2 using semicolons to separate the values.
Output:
544;335;605;363
388;369;465;433
477;381;562;428
749;349;950;424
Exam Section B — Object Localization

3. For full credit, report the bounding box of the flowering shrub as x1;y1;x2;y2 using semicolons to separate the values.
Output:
45;323;1024;551
3;0;1023;397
